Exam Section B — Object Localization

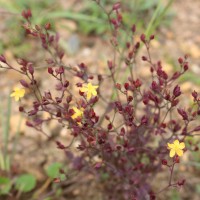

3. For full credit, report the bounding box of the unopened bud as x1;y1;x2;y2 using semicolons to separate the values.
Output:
20;79;29;88
178;57;183;64
45;22;51;30
0;55;6;63
150;35;155;40
161;159;168;165
28;63;34;75
48;67;54;74
140;34;146;43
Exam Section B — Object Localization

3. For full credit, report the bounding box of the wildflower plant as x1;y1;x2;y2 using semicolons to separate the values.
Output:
1;1;200;199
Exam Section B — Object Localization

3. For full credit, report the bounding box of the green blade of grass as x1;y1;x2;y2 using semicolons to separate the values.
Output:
10;115;23;163
44;11;105;24
150;0;174;34
145;0;163;37
0;90;12;169
4;92;12;155
145;0;174;37
0;152;5;170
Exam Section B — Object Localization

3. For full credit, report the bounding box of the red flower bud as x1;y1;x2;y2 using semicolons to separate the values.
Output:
107;123;113;130
172;72;180;80
177;179;185;186
127;96;133;102
22;9;32;19
126;42;131;49
48;67;54;74
135;79;142;88
177;108;188;120
171;99;179;107
173;85;181;97
140;34;146;43
174;155;180;163
26;121;33;127
20;79;29;88
107;60;113;70
19;106;24;112
124;82;129;90
56;141;65;149
150;35;155;40
0;55;6;63
94;162;102;170
142;56;147;61
64;80;69;88
161;159;168;165
135;42;140;49
183;64;188;71
178;57;183;64
151;81;159;91
28;63;34;75
45;22;51;30
120;127;125;136
131;24;136;33
192;90;198;99
112;2;121;11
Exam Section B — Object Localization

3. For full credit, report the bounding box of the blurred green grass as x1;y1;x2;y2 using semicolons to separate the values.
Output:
0;0;174;55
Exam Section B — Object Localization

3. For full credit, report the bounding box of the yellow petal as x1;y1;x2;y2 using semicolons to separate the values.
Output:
92;90;97;96
80;87;88;92
72;107;78;112
167;143;174;149
174;140;179;145
19;90;25;97
87;92;92;100
10;92;15;97
15;96;20;101
176;149;183;157
92;85;98;89
170;149;175;157
179;142;185;149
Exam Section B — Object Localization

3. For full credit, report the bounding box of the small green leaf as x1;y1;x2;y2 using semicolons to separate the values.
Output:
101;172;109;181
46;162;63;178
15;174;36;192
0;177;11;195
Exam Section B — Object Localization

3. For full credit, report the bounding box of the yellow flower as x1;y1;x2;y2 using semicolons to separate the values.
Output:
80;83;98;100
71;107;84;119
10;87;25;101
167;140;185;157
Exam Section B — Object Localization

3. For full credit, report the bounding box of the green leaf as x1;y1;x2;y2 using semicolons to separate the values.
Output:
0;177;12;195
46;162;62;178
15;174;36;192
101;172;109;181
